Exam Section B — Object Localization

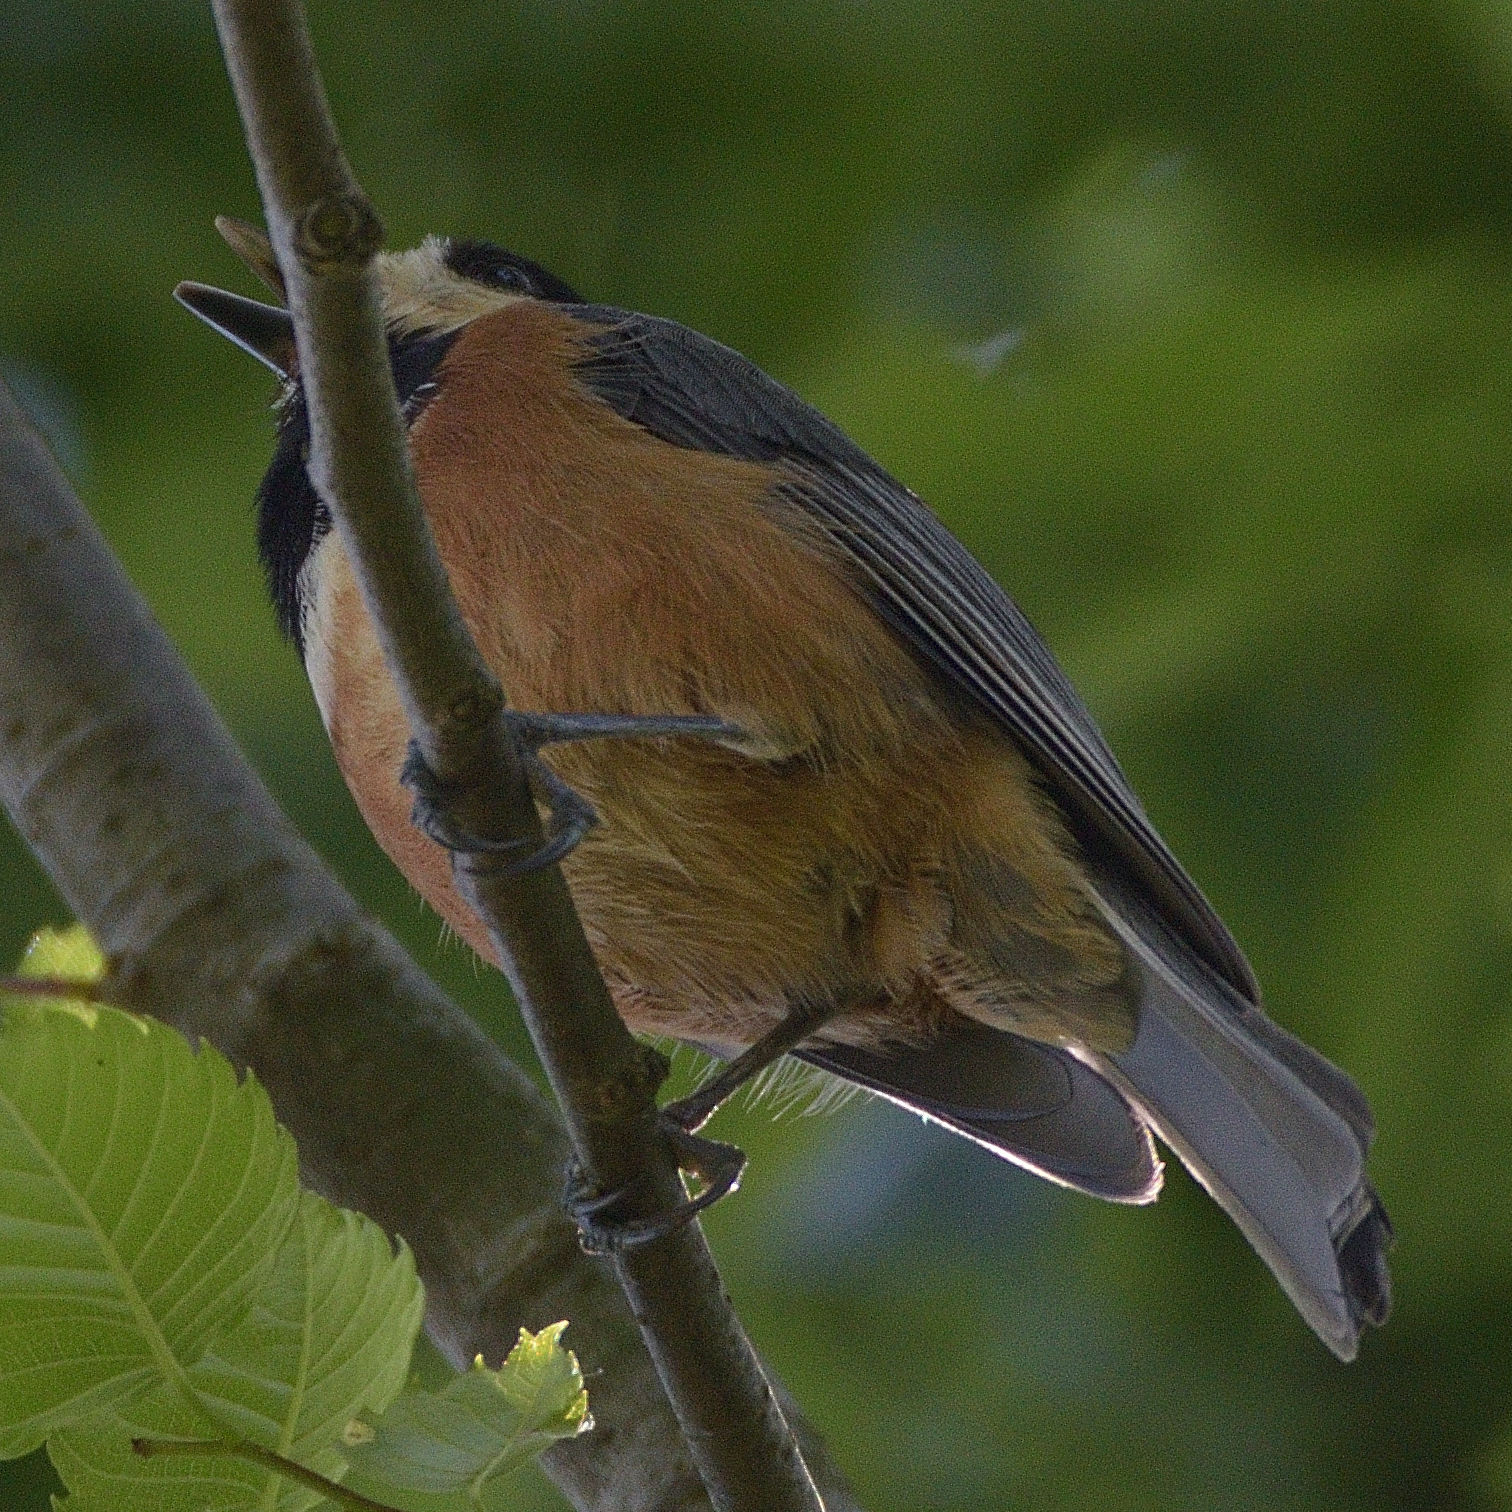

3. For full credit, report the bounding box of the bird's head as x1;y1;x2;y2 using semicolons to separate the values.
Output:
174;217;582;378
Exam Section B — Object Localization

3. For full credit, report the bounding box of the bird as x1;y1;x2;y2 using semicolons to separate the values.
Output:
177;218;1391;1360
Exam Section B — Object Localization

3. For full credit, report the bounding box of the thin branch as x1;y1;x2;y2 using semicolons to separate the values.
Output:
132;1438;400;1512
0;381;862;1512
0;976;106;1001
205;4;826;1510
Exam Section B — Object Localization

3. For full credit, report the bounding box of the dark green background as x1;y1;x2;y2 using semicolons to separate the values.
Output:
4;0;1512;1506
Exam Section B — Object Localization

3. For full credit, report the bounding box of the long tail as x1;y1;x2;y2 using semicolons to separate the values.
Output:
800;965;1390;1357
793;873;1390;1359
1089;877;1392;1360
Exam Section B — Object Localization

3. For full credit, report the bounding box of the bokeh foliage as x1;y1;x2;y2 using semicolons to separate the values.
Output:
4;0;1511;1506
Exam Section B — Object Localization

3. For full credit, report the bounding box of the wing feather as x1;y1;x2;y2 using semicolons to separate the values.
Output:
570;307;1258;1003
564;304;1390;1354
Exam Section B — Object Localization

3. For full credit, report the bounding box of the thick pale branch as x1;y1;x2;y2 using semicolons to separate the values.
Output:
0;380;860;1511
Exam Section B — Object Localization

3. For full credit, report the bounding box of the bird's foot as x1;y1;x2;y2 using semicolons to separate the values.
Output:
402;741;597;877
401;709;743;877
562;1004;836;1253
565;1122;748;1255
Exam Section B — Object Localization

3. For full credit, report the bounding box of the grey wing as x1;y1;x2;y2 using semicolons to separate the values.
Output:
794;1019;1162;1204
570;306;1257;1004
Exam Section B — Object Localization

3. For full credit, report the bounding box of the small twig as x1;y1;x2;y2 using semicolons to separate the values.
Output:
204;4;825;1510
0;975;106;1001
131;1437;399;1512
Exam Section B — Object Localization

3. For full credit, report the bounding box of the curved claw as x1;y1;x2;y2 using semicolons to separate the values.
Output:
400;745;472;851
401;704;734;877
401;741;600;873
565;1125;749;1256
490;785;599;878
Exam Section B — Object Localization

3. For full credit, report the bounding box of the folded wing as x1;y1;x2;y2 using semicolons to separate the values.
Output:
568;304;1392;1358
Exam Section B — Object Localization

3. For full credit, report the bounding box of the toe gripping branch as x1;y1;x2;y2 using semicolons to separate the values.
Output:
563;1043;750;1256
401;708;742;877
565;1003;836;1254
402;707;753;1251
565;1121;750;1257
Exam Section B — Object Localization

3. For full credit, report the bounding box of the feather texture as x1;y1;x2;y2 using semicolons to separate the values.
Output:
237;260;1391;1359
563;300;1389;1356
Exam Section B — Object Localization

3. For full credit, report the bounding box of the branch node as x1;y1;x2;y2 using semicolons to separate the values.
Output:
445;682;505;733
294;191;384;271
593;1042;671;1122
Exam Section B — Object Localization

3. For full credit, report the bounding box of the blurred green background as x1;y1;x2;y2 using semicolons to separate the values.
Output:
4;0;1512;1506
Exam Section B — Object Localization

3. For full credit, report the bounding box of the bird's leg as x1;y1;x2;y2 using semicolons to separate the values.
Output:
567;999;836;1254
506;710;742;749
662;999;837;1134
401;710;743;876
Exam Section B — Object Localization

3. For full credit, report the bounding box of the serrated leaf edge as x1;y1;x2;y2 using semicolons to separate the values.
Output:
0;1015;293;1451
465;1325;588;1503
0;1048;202;1417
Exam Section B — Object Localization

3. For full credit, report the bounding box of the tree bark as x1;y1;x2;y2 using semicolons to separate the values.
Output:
0;377;859;1511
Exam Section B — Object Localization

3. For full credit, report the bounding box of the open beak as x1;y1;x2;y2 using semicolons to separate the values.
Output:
175;215;295;376
214;216;286;299
174;281;295;378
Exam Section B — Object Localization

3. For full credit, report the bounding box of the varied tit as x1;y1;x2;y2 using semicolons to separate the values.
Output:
178;219;1391;1359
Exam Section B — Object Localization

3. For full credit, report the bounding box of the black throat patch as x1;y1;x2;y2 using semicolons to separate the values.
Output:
257;327;461;655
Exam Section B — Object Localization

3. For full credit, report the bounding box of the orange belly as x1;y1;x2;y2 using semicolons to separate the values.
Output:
298;300;1133;1056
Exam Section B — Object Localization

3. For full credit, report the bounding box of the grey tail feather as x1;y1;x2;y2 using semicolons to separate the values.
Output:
1087;878;1393;1360
796;1014;1162;1203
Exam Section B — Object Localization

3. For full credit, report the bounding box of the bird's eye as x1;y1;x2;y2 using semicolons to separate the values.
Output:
493;265;531;292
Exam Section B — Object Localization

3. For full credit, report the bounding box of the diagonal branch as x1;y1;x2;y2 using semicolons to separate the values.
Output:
206;3;825;1510
0;376;860;1511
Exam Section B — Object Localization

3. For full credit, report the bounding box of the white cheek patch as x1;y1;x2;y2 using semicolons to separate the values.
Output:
297;530;341;733
378;238;524;339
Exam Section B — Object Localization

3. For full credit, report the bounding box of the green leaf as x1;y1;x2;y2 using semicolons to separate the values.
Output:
49;1192;424;1512
14;925;105;989
0;997;299;1457
345;1324;590;1507
192;1193;423;1465
486;1323;589;1440
0;925;108;1030
49;1397;280;1512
